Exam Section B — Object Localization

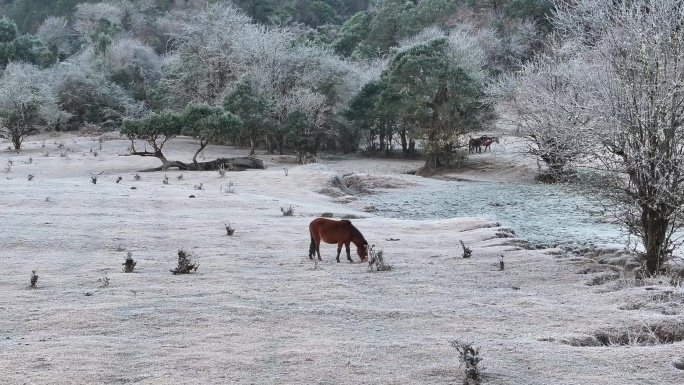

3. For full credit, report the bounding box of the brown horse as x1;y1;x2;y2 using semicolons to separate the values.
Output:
309;218;368;263
480;136;499;152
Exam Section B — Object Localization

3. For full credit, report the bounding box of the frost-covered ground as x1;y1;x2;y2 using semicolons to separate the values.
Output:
0;134;682;384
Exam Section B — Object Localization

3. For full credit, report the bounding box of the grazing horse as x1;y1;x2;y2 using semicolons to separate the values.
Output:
309;218;368;263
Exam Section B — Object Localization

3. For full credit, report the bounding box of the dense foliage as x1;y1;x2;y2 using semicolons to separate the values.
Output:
0;0;550;166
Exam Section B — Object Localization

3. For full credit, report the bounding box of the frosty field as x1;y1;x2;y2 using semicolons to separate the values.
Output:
0;134;682;384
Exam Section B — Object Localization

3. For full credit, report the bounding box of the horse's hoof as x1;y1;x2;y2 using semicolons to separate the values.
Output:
318;258;322;261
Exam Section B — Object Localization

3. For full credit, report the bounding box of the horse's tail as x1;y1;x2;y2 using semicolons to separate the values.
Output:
309;228;316;258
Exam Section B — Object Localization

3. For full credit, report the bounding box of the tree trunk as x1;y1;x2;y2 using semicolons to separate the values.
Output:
192;141;208;170
12;135;21;151
408;138;415;154
400;130;408;154
249;136;256;157
641;204;669;276
277;133;284;155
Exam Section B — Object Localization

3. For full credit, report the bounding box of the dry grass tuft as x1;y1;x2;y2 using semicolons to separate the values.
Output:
281;205;295;216
367;244;391;272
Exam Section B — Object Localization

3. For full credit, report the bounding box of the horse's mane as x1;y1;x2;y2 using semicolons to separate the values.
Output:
344;220;367;245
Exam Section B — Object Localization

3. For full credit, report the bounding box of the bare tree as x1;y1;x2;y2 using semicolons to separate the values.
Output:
0;63;68;150
493;53;592;181
548;0;684;275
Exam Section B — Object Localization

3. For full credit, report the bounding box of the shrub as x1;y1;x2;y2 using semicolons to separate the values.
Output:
171;249;198;275
30;270;38;288
123;251;136;273
450;339;483;384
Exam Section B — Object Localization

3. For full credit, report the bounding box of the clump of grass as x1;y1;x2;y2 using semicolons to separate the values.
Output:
450;339;483;384
91;175;98;184
367;244;391;272
59;150;68;158
133;173;141;181
123;251;137;273
26;157;32;164
284;168;289;176
281;205;295;216
176;174;183;180
194;183;204;190
116;176;122;183
171;249;199;275
218;164;226;177
27;174;34;181
225;223;235;236
163;175;169;185
4;159;12;172
41;150;49;157
30;270;38;288
92;150;98;157
460;240;472;259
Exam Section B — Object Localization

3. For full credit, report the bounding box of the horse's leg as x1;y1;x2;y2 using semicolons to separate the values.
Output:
345;243;353;262
336;242;343;263
316;239;322;261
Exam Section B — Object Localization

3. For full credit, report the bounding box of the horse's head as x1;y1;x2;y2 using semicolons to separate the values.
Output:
358;241;369;261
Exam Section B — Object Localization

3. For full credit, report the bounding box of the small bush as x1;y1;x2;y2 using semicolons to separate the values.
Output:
194;183;204;190
281;205;295;216
163;175;169;185
91;175;98;184
123;251;137;273
177;174;183;180
450;339;483;384
27;174;34;181
460;240;472;258
218;164;226;177
30;270;38;288
367;244;391;272
225;223;235;236
171;249;199;274
116;176;122;183
133;173;141;181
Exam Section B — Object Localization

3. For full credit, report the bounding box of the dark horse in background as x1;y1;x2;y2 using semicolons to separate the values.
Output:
309;218;368;262
469;135;499;154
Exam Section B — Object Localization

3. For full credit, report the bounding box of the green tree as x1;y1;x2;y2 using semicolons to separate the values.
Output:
381;38;494;169
283;109;313;163
0;17;54;68
120;111;183;166
224;80;270;156
180;104;243;169
332;11;372;56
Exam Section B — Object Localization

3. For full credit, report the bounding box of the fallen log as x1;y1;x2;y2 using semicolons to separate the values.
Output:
140;157;265;172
